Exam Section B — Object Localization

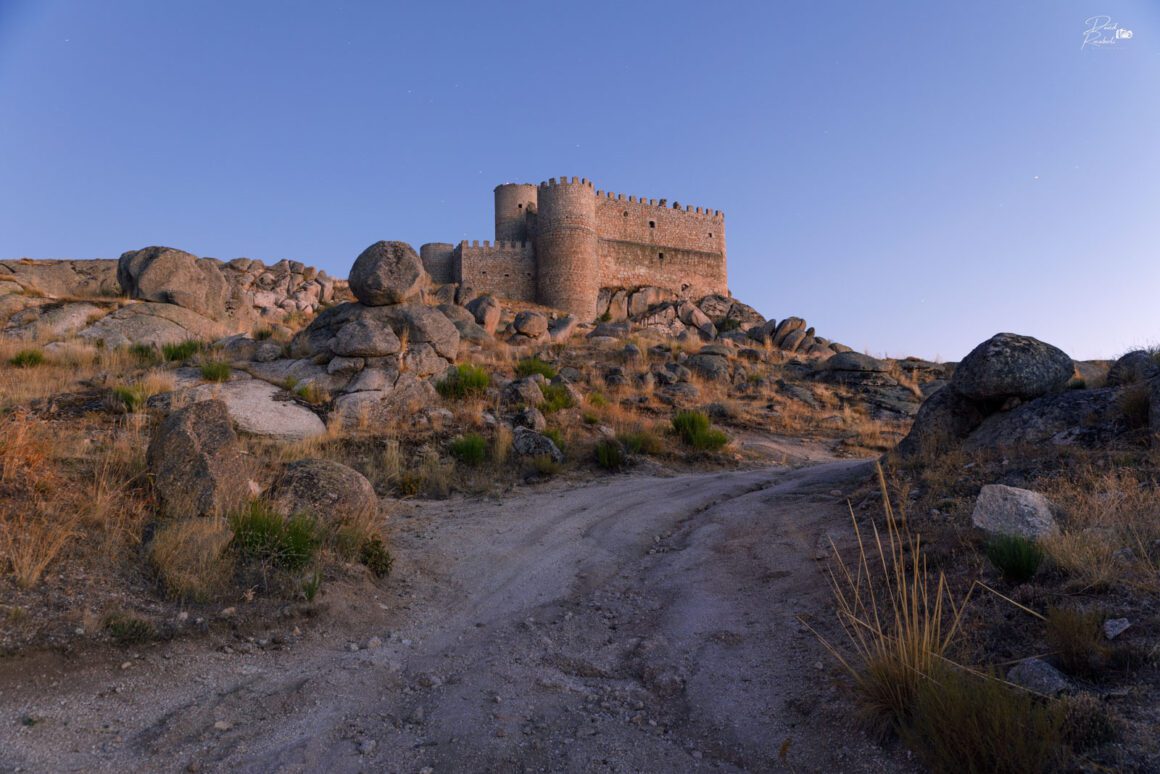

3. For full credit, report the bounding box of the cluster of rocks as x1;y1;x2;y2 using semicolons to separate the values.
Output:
1;247;349;345
899;332;1159;454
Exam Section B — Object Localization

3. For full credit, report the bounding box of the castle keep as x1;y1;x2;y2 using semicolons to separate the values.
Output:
420;177;728;319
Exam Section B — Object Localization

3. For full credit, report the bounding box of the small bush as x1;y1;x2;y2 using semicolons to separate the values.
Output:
360;535;394;578
531;454;562;476
8;349;44;368
715;317;740;332
254;327;274;341
1046;607;1108;676
672;410;729;451
595;439;626;471
294;382;329;405
543;428;565;453
515;357;556;380
449;433;488;466
300;571;323;602
112;385;149;412
1060;693;1116;751
541;383;575;413
985;534;1044;583
199;361;231;382
1118;383;1151;430
620;428;664;455
900;666;1068;774
129;343;160;364
582;411;600;425
161;340;202;362
230;501;320;571
599;311;612;322
104;613;157;645
436;363;490;399
586;391;608;408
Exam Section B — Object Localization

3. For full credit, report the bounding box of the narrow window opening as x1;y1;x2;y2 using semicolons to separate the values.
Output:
622;211;628;217
648;220;656;229
518;203;523;209
658;252;665;262
708;232;713;237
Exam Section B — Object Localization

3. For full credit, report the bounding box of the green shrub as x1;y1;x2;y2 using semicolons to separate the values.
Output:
985;534;1044;583
254;327;274;341
300;571;323;602
436;363;490;399
199;361;232;382
230;501;320;571
293;382;329;405
672;410;729;451
582;411;600;425
599;311;612;322
594;439;626;471
449;433;488;465
543;428;565;454
129;343;160;364
515;357;556;379
715;317;741;332
620;429;664;455
360;535;394;578
112;385;149;412
586;391;608;408
161;340;202;362
104;613;156;645
541;383;575;413
8;349;44;368
531;454;562;476
900;666;1068;774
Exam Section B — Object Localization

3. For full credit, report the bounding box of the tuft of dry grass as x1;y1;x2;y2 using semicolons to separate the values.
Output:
149;518;234;601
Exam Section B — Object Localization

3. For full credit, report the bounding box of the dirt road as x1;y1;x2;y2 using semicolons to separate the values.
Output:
0;458;909;773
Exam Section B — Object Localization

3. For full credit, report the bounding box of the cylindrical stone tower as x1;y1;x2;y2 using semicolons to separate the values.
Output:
419;242;456;285
494;183;538;243
535;177;598;319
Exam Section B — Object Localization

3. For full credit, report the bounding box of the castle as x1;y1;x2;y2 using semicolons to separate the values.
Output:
419;177;728;319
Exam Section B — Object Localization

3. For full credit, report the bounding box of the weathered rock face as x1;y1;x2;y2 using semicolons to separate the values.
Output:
348;241;430;306
686;352;731;382
1106;350;1159;387
183;381;327;442
295;302;458;362
146;400;252;518
952;333;1073;402
963;388;1123;450
118;247;231;320
465;295;501;334
267;459;379;524
895;385;987;455
2;301;106;341
513;310;549;338
970;484;1059;540
78;302;228;347
512;427;563;463
0;259;120;298
331;372;439;428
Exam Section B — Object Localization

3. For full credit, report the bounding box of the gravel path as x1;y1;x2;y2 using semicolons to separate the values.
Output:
0;458;910;773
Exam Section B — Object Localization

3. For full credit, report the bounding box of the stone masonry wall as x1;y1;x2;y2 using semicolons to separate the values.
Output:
454;240;536;301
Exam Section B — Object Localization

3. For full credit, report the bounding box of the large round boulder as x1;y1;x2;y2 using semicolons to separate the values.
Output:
118;246;231;320
348;241;430;306
267;459;379;524
895;384;987;456
951;333;1073;402
146;400;253;518
1106;350;1159;387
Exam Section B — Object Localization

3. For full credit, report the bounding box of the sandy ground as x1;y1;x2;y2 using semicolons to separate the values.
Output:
0;454;912;774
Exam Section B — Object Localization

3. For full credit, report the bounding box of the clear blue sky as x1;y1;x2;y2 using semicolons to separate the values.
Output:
1;1;1157;360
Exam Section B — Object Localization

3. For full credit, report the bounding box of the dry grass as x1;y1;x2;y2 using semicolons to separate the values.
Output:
149;518;234;601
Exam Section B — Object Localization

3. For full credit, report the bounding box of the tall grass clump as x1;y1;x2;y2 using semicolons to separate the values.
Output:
230;501;320;571
541;383;575;413
199;361;232;382
594;439;626;471
449;433;488;466
671;410;728;451
162;340;202;362
436;363;490;399
900;665;1067;774
515;357;556;379
619;428;665;455
985;534;1044;583
149;518;234;601
7;349;45;368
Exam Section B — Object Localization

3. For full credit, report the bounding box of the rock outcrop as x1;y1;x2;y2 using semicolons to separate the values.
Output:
267;459;379;524
970;484;1059;540
952;333;1073;403
146;400;253;518
348;241;430;306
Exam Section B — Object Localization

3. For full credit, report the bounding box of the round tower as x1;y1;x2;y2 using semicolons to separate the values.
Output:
535;177;598;319
419;242;455;285
494;183;538;243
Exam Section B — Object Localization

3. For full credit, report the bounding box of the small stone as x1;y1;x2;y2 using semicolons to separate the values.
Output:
1007;658;1072;696
1103;618;1131;640
213;720;232;731
366;636;383;649
120;661;132;670
348;643;360;652
357;739;377;755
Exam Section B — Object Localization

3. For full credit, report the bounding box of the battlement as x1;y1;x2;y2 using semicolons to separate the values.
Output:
538;176;595;189
595;189;724;221
459;239;532;251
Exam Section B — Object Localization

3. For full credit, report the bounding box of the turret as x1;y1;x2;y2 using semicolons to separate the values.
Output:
535;177;598;319
419;242;455;285
494;183;538;243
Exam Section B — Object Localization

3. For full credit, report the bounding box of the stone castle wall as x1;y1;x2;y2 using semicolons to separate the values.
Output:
424;176;727;317
454;240;536;301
